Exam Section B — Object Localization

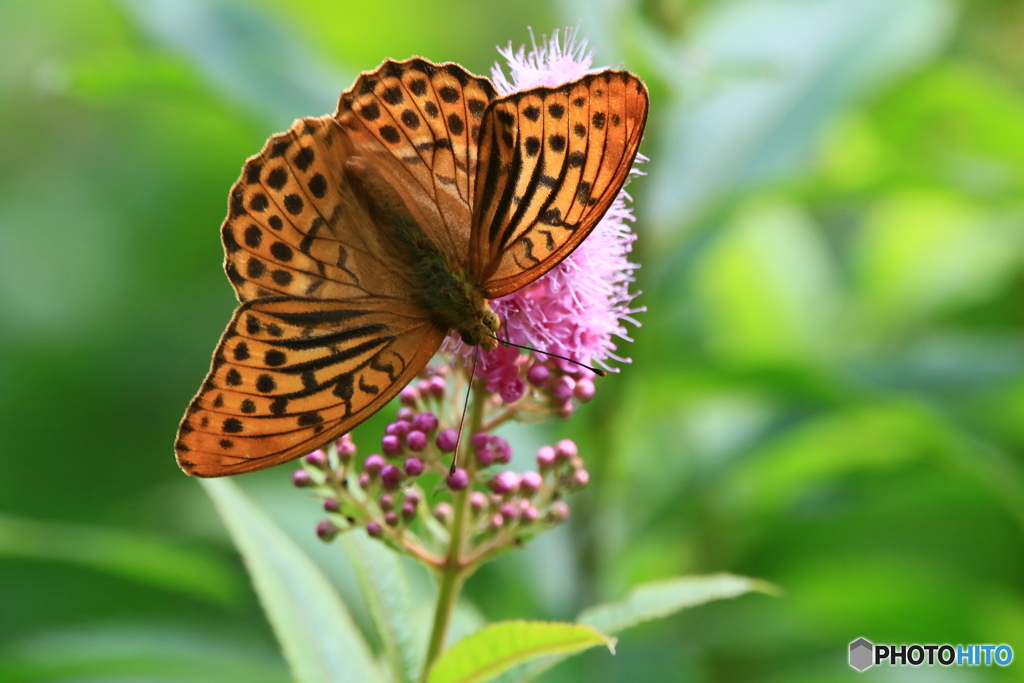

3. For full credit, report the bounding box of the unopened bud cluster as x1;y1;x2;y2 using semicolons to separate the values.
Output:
292;364;591;568
446;342;600;421
521;355;598;419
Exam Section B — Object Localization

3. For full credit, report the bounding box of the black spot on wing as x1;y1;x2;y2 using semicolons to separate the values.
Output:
266;168;287;190
439;86;459;103
244;225;262;248
308;173;327;198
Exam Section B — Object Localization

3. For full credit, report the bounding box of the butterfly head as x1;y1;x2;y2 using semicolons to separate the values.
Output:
459;305;501;351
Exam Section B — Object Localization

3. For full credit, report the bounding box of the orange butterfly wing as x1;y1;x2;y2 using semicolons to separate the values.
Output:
469;71;649;298
335;58;498;263
176;59;497;477
177;298;445;476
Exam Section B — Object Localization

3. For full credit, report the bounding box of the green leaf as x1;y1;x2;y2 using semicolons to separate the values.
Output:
201;479;382;683
428;621;614;683
496;574;773;683
342;533;420;683
0;623;291;683
577;573;779;634
0;513;240;605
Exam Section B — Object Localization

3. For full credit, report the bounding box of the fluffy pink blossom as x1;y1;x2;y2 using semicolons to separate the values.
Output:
448;27;645;377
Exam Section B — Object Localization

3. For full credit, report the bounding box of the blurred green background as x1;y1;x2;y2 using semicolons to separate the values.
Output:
2;0;1024;680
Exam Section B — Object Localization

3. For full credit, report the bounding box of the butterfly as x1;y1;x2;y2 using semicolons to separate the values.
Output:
175;57;648;477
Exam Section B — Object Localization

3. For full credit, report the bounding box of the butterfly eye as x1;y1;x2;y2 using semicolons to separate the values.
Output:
482;311;500;332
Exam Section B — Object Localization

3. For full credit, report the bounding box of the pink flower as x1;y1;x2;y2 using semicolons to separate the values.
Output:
447;28;644;375
490;26;594;91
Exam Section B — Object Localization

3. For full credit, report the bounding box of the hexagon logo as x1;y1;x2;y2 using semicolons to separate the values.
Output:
850;638;874;671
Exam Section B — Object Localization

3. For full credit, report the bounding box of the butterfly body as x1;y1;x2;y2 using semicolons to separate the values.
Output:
345;155;500;349
176;58;648;477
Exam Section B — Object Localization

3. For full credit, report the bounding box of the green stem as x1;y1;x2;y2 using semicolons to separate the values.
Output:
421;377;486;679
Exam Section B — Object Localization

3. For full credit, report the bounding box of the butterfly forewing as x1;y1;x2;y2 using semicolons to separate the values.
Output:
470;71;649;298
335;58;498;258
177;297;446;476
226;117;365;302
226;115;442;307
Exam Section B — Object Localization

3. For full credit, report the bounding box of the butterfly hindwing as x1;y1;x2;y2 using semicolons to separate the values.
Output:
176;297;446;477
470;71;649;298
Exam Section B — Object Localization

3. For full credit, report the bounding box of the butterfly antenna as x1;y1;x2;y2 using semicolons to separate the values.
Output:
488;334;606;377
450;348;480;475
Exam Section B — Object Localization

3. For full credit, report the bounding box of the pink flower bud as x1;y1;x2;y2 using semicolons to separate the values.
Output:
397;405;415;421
378;493;394;511
527;363;550;387
499;503;519;522
406;430;428;452
551;501;571;522
489;513;504;530
316;520;338;542
471;432;491;451
358;472;371;490
488;471;520;496
572;469;590;489
399;386;419;405
363;454;385;475
404;457;424;477
520;471;543;495
384;511;399;527
491;437;512;464
521;505;538;523
381;464;402;490
433;502;453;523
536;446;556;469
574;378;596;402
470;491;489;512
385;421;411;438
323;498;340;513
382;434;402;457
404;491;420;507
476;447;495;467
499;377;525;403
401;500;417;521
336;437;356;461
366;521;383;538
428;375;446;397
436;428;458;452
552;376;576;400
305;450;327;468
556;439;578;460
412;412;439;434
292;470;313;487
446;468;469;490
